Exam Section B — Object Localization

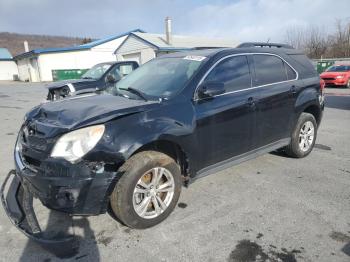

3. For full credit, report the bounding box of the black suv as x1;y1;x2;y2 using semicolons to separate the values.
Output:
46;61;139;100
1;43;324;242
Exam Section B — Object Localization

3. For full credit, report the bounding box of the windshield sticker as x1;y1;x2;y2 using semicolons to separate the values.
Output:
183;55;207;62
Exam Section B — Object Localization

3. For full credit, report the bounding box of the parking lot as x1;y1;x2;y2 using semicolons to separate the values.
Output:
0;81;349;262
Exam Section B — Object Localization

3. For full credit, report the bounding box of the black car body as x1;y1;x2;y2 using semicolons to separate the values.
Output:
46;61;138;100
2;43;324;243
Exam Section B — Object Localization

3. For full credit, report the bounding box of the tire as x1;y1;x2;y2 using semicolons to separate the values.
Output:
347;79;350;89
110;151;182;229
284;112;317;158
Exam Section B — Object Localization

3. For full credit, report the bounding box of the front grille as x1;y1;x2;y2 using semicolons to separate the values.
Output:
23;155;41;168
17;123;52;172
322;77;335;81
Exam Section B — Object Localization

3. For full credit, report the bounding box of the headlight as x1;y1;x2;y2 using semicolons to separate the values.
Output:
51;125;105;162
336;75;344;79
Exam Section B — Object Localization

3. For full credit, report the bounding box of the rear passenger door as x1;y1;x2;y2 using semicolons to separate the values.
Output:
194;55;257;170
251;54;298;148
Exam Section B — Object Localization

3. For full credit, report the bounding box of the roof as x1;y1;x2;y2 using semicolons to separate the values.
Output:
14;29;145;60
115;32;238;53
0;48;13;61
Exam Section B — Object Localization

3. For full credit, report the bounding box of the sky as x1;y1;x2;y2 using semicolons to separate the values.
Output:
0;0;349;42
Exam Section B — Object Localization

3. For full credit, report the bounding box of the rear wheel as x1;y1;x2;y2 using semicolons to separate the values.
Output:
285;112;317;158
110;151;182;229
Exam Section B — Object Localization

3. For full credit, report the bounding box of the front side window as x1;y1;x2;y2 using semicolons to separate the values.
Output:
205;55;251;92
253;55;288;86
109;66;123;79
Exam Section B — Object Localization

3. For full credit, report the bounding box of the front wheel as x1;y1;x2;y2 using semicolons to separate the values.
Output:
285;112;317;158
110;151;182;229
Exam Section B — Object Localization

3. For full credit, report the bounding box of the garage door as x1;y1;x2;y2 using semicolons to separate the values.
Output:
122;52;142;65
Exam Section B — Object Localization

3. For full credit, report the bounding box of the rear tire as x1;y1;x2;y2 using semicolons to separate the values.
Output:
110;151;182;229
285;112;317;158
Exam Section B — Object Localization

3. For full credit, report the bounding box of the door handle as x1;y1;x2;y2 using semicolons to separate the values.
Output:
290;85;297;94
247;97;255;107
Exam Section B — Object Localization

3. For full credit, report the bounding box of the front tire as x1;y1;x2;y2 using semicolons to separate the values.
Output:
285;112;317;158
110;151;182;229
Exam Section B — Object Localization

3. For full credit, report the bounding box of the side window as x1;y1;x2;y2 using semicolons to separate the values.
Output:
118;64;134;76
253;55;288;86
205;55;251;92
285;63;297;80
109;66;123;79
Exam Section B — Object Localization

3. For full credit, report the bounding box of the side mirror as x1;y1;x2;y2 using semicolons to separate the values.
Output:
106;74;120;83
197;81;225;99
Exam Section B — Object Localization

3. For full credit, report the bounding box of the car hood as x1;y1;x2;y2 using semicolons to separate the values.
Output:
46;79;97;90
26;94;159;135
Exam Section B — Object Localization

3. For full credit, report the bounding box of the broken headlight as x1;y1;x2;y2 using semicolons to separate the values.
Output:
51;125;105;162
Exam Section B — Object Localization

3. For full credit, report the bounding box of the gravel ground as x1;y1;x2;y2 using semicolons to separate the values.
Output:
0;81;349;262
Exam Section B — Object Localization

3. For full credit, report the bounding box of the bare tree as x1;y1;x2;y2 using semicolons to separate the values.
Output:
284;18;350;59
328;19;350;58
303;26;327;59
285;26;305;50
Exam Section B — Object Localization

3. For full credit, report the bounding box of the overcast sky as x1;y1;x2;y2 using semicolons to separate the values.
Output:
1;0;349;42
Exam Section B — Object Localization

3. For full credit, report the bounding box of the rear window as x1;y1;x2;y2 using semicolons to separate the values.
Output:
253;55;287;86
288;54;317;78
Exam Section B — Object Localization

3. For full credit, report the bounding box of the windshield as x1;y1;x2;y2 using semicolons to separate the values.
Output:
111;57;205;99
81;63;112;80
326;65;350;72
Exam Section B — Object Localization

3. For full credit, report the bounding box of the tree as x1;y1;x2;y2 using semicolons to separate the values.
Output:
81;37;93;44
284;18;350;59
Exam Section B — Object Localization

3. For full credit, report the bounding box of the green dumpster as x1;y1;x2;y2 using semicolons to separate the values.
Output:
52;69;89;81
316;61;335;74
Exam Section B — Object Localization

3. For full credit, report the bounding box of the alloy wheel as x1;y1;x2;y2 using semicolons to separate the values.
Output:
132;167;175;219
298;121;315;152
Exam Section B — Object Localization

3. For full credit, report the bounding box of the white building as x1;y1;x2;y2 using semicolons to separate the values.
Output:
14;29;144;82
115;18;238;64
14;18;239;82
0;48;18;81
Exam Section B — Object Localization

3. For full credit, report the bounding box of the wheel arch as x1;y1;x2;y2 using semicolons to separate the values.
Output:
302;104;322;126
131;139;191;183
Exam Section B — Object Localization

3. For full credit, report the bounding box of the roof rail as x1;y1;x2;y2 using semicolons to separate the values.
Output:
237;42;294;49
193;46;226;50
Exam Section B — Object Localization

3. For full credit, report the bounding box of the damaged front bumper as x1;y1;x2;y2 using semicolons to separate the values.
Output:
1;170;75;244
0;138;121;244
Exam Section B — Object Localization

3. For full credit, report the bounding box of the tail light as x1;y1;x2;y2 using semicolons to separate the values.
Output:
320;79;325;94
319;78;325;105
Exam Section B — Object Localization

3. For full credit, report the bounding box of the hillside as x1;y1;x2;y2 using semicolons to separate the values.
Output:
0;32;94;57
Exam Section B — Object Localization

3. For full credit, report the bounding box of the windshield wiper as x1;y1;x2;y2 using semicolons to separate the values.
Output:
82;76;93;79
119;87;148;101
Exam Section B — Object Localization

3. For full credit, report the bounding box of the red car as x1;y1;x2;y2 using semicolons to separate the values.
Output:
320;64;350;88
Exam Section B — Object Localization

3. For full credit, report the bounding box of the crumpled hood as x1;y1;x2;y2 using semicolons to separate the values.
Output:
26;94;158;134
46;79;96;90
